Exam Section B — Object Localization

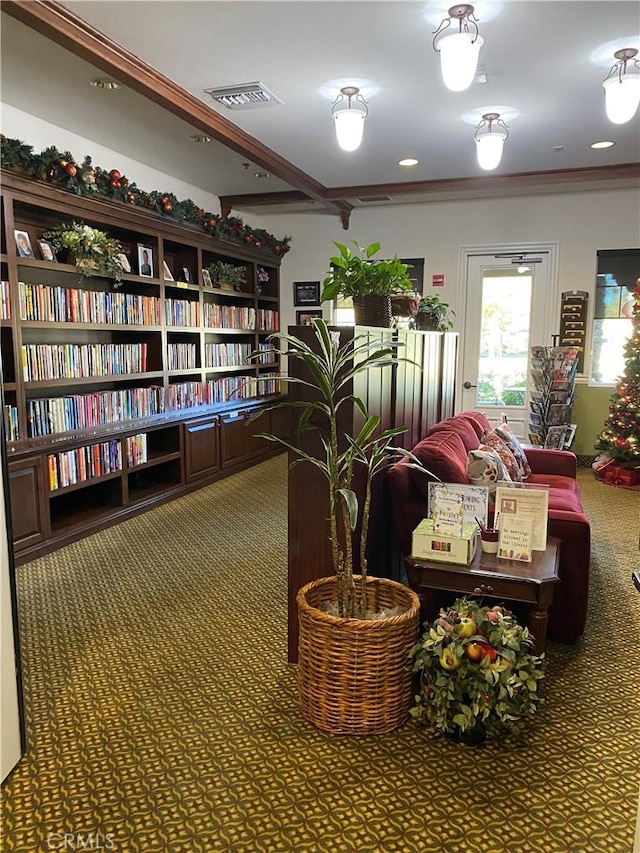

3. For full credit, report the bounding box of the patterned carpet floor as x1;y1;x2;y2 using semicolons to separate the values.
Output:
2;457;639;853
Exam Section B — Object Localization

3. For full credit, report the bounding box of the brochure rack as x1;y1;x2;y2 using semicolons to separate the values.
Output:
528;346;579;448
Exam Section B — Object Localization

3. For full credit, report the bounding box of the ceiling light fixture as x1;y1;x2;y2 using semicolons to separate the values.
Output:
332;86;368;152
398;157;419;166
90;79;120;90
433;4;484;93
474;112;509;171
590;140;616;149
603;48;640;124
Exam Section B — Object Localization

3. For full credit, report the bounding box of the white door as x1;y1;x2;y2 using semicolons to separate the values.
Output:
460;252;552;440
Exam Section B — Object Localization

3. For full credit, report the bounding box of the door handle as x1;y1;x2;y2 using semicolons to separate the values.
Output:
463;381;477;389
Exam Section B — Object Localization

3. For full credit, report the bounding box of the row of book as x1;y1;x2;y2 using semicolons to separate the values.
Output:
167;375;282;409
167;343;197;371
27;387;165;437
126;433;148;467
256;309;279;332
204;342;253;368
4;405;18;442
165;298;200;327
22;343;149;382
203;304;256;330
19;282;161;325
47;439;123;491
1;281;10;320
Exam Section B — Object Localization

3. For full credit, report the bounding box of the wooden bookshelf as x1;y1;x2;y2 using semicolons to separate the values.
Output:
1;170;289;564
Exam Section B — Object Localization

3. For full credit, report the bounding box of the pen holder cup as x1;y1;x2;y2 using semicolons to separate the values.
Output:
480;530;499;554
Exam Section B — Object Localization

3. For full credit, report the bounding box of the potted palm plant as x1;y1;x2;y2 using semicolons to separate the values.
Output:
415;294;455;331
321;241;414;327
252;319;421;734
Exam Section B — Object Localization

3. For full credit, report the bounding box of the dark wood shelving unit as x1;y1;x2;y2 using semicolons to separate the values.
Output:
1;170;289;564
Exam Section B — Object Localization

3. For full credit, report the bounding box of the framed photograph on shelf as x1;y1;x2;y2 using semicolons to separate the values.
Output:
137;245;153;277
37;239;56;262
294;281;320;306
182;267;192;284
116;253;132;273
14;230;34;259
202;269;212;288
296;309;323;326
162;260;174;281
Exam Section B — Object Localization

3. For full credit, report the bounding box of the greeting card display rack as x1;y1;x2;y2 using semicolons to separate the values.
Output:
528;346;579;448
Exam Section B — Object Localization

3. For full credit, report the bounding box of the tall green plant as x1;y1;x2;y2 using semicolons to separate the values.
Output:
321;241;413;301
250;319;412;618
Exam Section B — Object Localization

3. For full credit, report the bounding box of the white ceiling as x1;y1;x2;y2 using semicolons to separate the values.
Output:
2;1;639;212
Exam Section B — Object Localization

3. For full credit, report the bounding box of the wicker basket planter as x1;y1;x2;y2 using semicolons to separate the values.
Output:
297;575;420;735
353;295;393;327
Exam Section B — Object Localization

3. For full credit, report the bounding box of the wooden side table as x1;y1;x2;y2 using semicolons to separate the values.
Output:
405;536;561;655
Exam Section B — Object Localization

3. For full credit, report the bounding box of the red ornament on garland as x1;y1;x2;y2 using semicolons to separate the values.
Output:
109;169;121;181
64;164;77;177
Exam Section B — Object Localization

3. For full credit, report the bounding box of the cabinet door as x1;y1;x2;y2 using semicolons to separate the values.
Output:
220;409;272;469
184;417;220;482
8;457;49;551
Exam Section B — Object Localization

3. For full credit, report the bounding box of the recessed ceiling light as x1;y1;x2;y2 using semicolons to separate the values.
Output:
398;157;419;167
553;145;564;152
90;79;120;90
590;140;616;149
254;172;271;178
189;135;213;143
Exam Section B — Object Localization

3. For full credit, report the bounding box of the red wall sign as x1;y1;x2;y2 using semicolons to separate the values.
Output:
432;274;445;287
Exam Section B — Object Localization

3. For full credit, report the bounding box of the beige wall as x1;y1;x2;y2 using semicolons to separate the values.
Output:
260;186;639;454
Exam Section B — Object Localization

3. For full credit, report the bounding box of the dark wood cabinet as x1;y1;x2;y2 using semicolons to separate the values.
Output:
184;417;220;482
286;325;458;662
8;458;48;551
1;170;286;563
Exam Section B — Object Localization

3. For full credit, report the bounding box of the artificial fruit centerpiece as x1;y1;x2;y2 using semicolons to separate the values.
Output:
410;597;544;742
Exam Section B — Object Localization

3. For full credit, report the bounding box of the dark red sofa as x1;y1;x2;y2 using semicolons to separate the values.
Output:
388;411;591;643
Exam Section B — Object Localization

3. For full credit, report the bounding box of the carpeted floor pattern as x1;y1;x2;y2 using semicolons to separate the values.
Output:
2;457;639;853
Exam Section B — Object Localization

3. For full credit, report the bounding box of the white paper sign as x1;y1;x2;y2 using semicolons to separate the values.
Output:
494;485;549;551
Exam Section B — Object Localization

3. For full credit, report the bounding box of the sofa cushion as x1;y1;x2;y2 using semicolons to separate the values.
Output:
409;432;469;498
547;485;584;514
457;410;492;438
528;473;580;493
428;416;480;453
467;448;512;494
480;430;522;482
495;424;532;479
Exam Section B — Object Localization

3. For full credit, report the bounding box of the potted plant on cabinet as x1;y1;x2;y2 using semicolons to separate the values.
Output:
252;319;421;734
207;260;247;291
415;294;455;331
410;597;545;743
321;241;414;327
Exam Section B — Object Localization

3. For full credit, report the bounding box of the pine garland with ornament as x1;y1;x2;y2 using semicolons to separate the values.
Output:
594;278;640;462
0;135;291;257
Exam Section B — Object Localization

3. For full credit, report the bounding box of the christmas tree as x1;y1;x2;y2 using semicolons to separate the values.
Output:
595;278;640;462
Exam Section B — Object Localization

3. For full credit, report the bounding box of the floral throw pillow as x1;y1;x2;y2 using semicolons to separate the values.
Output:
480;430;522;482
467;448;512;494
495;424;532;479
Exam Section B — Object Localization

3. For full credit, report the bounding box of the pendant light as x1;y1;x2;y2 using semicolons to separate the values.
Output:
332;86;368;152
433;4;484;93
474;113;509;171
603;48;640;125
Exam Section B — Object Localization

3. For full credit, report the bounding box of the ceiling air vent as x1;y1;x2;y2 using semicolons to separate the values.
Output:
204;82;284;110
358;196;392;203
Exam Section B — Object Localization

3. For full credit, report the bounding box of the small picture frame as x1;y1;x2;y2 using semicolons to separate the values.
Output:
296;309;323;326
15;230;35;259
202;269;212;288
182;267;192;284
37;239;56;262
137;245;153;277
116;253;132;273
294;281;320;306
162;260;174;281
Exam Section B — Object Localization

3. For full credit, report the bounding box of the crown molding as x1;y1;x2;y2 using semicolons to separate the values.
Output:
1;0;352;220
